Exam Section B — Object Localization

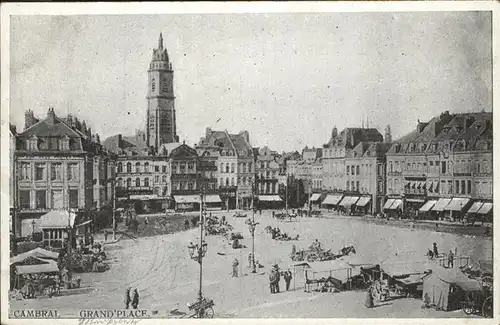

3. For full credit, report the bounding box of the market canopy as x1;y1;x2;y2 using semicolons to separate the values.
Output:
321;195;343;206
40;210;77;229
431;198;452;212
15;259;60;275
444;198;470;211
174;195;200;203
477;202;492;215
356;197;371;207
428;266;482;292
419;200;437;212
10;247;59;265
309;194;321;202
380;260;433;278
383;199;395;210
467;201;484;214
204;195;222;203
258;195;282;202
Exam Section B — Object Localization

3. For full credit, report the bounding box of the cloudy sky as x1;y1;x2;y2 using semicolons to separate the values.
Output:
10;12;492;152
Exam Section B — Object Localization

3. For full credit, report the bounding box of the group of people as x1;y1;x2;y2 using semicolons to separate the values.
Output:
124;287;140;309
426;243;455;268
268;264;293;294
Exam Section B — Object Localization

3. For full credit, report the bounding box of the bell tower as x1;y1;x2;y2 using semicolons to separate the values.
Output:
146;33;178;151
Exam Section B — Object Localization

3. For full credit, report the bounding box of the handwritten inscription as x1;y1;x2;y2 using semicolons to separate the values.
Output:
79;319;141;325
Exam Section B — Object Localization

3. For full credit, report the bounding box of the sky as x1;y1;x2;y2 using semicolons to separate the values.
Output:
9;12;492;152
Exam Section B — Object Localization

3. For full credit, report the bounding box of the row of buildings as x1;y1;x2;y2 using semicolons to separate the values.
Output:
9;33;493;242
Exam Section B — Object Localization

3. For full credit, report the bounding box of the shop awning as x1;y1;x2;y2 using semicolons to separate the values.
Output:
406;198;425;203
432;198;452;212
204;195;222;203
419;200;437;212
388;199;403;210
40;210;77;229
322;195;343;206
477;202;492;215
129;194;160;201
309;194;321;202
467;202;484;214
259;195;283;202
444;198;470;211
174;195;200;204
339;196;360;206
383;199;395;210
356;197;371;207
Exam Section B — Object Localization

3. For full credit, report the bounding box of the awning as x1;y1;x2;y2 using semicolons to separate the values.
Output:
10;248;59;265
383;199;395;210
258;195;283;202
477;202;492;215
356;197;371;207
40;210;77;229
322;195;343;206
444;198;470;211
129;194;160;201
15;259;60;275
75;220;92;228
388;199;403;210
432;198;452;212
467;202;484;214
406;198;425;203
204;195;222;203
309;194;321;202
419;200;437;212
174;195;200;204
339;196;360;206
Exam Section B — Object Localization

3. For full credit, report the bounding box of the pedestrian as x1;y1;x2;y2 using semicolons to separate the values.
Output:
90;235;94;247
124;287;131;309
248;253;253;269
365;286;374;308
232;258;239;277
131;289;139;309
104;230;108;241
272;211;275;219
284;270;292;291
269;269;276;294
447;250;454;268
145;217;149;225
433;243;439;258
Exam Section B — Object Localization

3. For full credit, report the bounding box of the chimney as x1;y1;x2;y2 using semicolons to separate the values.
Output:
96;133;100;144
46;107;56;124
385;125;392;143
331;127;338;139
24;110;36;130
205;127;212;138
239;130;249;143
82;121;87;134
87;127;92;138
417;122;426;133
118;134;123;148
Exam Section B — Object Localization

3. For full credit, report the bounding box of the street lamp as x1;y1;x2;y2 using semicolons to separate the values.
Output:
31;220;36;238
187;191;209;316
245;182;259;273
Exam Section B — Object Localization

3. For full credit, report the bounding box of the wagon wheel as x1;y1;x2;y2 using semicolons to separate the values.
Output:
200;306;214;318
461;293;476;315
482;296;493;318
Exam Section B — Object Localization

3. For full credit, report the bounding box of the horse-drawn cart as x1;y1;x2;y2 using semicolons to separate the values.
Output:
186;298;215;318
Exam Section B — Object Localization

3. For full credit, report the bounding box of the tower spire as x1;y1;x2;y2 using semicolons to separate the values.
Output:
158;33;163;50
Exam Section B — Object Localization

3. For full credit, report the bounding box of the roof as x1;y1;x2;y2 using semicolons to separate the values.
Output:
40;210;77;229
15;259;60;275
10;248;59;265
325;128;383;149
426;266;483;291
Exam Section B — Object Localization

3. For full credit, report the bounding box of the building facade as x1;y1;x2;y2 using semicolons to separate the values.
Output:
14;108;115;239
386;111;493;220
146;33;179;152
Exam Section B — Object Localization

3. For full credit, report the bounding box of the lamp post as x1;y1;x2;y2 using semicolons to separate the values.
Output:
112;179;116;240
31;220;35;238
246;182;259;273
187;191;208;315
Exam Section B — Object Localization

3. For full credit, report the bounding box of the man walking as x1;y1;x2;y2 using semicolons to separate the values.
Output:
124;287;131;309
284;270;292;291
433;242;439;258
104;229;108;242
232;258;239;277
131;289;139;309
447;250;454;268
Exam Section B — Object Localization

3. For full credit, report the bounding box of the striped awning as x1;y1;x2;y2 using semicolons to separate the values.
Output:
432;198;452;212
388;199;403;210
322;195;343;206
467;202;484;214
339;196;360;206
259;195;283;202
419;200;437;212
383;199;395;210
205;195;222;203
309;193;321;202
444;198;470;211
356;197;371;207
174;195;200;204
477;202;492;215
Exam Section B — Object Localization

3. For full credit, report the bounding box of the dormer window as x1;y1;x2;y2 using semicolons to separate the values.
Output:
27;136;38;151
59;135;70;151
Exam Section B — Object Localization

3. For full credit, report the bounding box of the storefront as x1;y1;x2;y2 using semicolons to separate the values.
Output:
204;194;223;211
173;195;200;211
258;195;284;210
404;198;426;219
430;198;452;221
308;193;322;210
418;200;437;220
355;196;372;215
338;196;360;215
39;210;84;248
443;198;471;221
128;194;166;213
383;198;403;218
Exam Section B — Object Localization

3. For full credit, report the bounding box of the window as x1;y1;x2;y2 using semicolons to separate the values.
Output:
126;178;131;188
455;180;460;194
231;163;235;173
346;181;350;191
188;162;194;172
20;163;30;180
135;178;141;187
155;175;159;182
356;166;360;175
226;178;229;186
440;180;446;194
144;178;149;187
51;163;62;180
461;180;466;195
152;78;156;92
162;176;167;182
356;181;360;192
154;166;159;172
188;182;193;190
127;163;132;173
447;180;452;194
395;161;400;172
67;163;79;181
347;166;350;174
59;136;70;151
144;163;149;173
248;163;252;172
35;190;46;209
162;166;167;173
389;162;393;173
467;180;472;194
35;163;46;181
135;162;141;173
220;164;224;173
19;190;30;209
69;189;78;208
226;163;229;173
429;161;433;167
231;178;235;186
441;161;447;174
118;163;123;173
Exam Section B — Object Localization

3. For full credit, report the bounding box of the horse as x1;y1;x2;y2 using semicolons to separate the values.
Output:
340;246;356;256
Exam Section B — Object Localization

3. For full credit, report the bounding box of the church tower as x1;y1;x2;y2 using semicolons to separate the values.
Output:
146;33;178;152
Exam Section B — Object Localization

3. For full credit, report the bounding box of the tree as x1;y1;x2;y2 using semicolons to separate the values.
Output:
278;176;307;208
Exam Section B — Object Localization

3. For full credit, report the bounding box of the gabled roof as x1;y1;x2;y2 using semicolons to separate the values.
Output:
19;115;83;139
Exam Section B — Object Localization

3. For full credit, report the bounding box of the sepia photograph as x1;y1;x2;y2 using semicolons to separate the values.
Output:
1;3;497;323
